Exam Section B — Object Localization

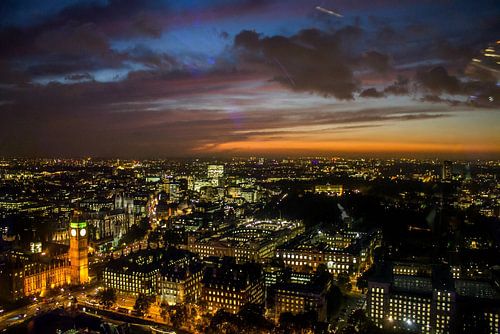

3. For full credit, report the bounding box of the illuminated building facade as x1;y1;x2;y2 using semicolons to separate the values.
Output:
201;261;264;314
367;262;456;333
0;252;71;302
86;210;133;241
23;260;71;296
69;220;89;285
158;262;203;305
0;217;90;302
314;184;343;196
274;272;332;322
188;220;304;263
276;229;380;277
368;260;500;334
103;248;202;301
207;164;224;186
442;160;452;180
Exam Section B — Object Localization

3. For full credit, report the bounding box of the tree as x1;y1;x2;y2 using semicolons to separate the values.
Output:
238;303;274;332
97;288;117;308
197;299;209;313
160;303;170;322
317;263;329;275
326;285;343;321
207;309;239;334
170;304;188;328
119;224;146;245
134;293;152;315
338;271;350;285
356;276;368;292
337;271;351;291
347;309;381;334
279;310;318;333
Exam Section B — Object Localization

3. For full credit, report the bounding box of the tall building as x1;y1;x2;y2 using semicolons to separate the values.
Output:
69;219;89;285
442;160;452;180
207;164;224;186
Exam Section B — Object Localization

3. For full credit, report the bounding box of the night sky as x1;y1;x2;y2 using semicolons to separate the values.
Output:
0;0;499;158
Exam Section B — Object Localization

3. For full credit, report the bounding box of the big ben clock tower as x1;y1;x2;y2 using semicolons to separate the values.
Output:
69;218;89;285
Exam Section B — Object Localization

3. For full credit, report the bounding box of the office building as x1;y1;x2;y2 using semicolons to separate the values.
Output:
274;271;332;322
442;160;452;180
207;164;224;186
201;261;264;314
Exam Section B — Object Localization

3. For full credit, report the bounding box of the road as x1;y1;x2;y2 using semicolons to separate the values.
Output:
0;284;100;331
331;291;366;333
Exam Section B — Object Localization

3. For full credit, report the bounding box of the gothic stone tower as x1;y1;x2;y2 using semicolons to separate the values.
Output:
69;219;89;285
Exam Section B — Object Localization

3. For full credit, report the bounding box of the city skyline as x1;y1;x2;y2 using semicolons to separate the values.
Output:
1;0;499;158
0;156;498;333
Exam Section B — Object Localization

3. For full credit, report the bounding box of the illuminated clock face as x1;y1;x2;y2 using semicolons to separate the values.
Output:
70;229;77;237
80;228;86;237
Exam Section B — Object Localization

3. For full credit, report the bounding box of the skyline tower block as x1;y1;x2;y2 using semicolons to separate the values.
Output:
207;164;224;186
442;160;452;180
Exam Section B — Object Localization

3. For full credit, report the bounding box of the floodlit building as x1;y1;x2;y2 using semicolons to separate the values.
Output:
188;220;304;263
367;261;500;334
201;261;265;314
314;184;343;196
207;164;224;186
158;262;204;305
442;160;452;180
104;261;159;297
274;271;332;322
69;219;89;285
367;262;455;333
103;248;203;302
276;229;380;277
0;217;88;302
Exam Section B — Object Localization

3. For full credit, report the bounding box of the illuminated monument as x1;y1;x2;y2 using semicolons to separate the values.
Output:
69;218;89;285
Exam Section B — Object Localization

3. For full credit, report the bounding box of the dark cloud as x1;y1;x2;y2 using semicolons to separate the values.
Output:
433;40;475;64
234;27;367;99
404;23;432;37
362;51;391;73
360;88;385;98
383;76;410;96
416;66;461;95
415;66;500;106
234;30;261;50
0;60;30;84
374;25;400;45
